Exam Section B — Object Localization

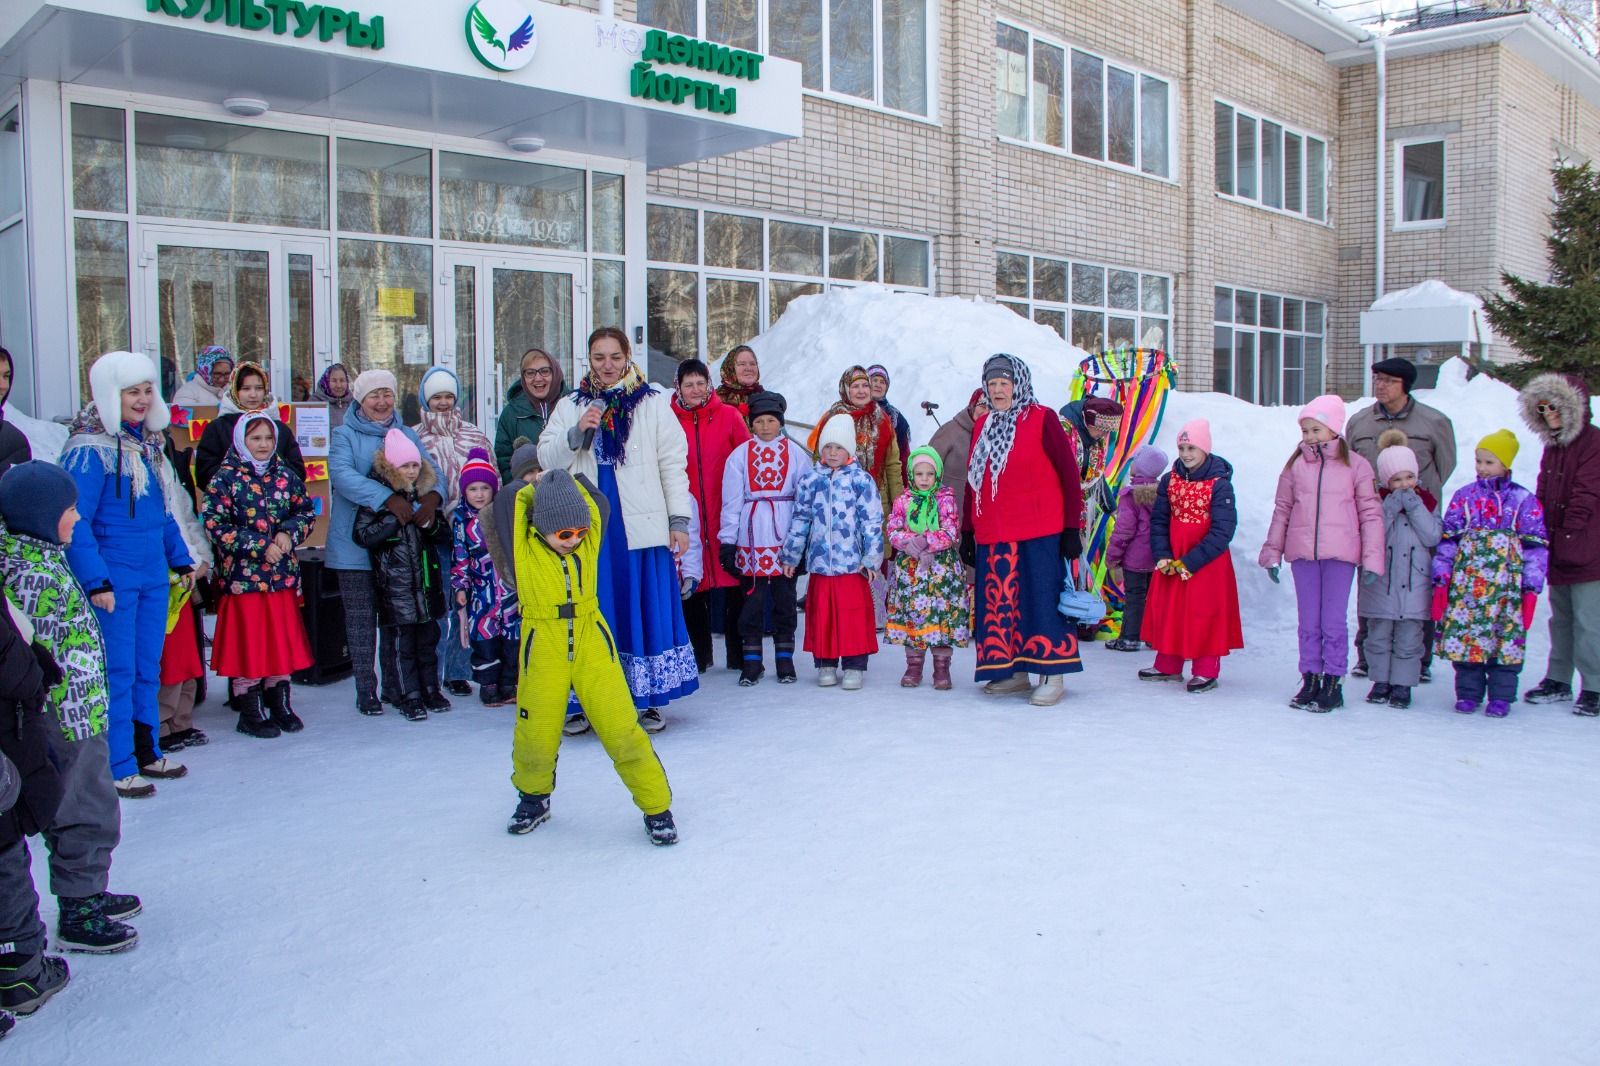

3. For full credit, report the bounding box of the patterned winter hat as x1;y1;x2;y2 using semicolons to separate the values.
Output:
1477;429;1519;470
529;469;591;536
459;447;499;496
1082;396;1125;430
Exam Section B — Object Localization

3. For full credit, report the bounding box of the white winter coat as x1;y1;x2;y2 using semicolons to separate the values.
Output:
537;389;691;551
171;377;224;408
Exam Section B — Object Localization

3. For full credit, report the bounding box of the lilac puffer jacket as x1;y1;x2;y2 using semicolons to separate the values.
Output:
1259;441;1385;573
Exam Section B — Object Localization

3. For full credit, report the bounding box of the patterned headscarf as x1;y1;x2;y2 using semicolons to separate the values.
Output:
806;365;893;479
967;353;1035;505
576;361;654;465
314;362;353;408
904;446;943;534
190;345;233;383
224;360;275;414
717;345;761;410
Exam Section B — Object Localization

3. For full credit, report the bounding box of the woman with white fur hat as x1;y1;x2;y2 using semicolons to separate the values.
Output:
61;351;197;798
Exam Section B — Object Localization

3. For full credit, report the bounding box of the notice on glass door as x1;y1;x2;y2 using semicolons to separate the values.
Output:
402;325;431;365
294;404;332;457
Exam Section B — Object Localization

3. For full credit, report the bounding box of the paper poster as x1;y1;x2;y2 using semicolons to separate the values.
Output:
295;405;332;457
378;287;415;318
402;325;432;365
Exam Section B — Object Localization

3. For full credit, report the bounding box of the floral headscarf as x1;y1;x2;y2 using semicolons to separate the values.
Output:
806;365;893;479
716;345;762;411
190;345;233;383
223;360;275;415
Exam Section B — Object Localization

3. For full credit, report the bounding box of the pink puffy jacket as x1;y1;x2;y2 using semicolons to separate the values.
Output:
1259;441;1386;573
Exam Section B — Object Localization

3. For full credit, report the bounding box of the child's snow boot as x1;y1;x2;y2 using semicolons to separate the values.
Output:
1137;667;1183;683
1105;638;1140;652
421;686;452;713
358;692;384;716
1311;674;1343;712
1186;676;1218;693
1351;657;1369;678
817;666;840;687
0;953;69;1015
1524;679;1572;705
507;792;551;835
398;696;428;722
900;648;926;688
479;683;500;706
1029;676;1064;706
644;810;678;846
54;897;138;954
841;669;865;691
1454;699;1479;714
1485;699;1511;718
931;648;953;690
95;891;142;922
739;644;765;687
1387;685;1412;709
263;682;304;733
562;712;590;735
446;679;473;697
775;644;797;683
235;685;281;739
1289;672;1318;709
1574;691;1599;717
0;1009;13;1039
1365;682;1392;704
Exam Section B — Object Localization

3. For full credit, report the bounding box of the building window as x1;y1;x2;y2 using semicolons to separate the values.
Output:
1214;102;1327;223
1396;139;1445;227
647;201;932;381
995;21;1171;179
1213;286;1324;406
639;0;930;116
996;250;1171;352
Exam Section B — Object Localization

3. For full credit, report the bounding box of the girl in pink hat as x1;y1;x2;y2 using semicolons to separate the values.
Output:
1259;395;1385;713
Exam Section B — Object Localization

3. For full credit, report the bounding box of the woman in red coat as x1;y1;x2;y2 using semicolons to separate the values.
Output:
960;354;1084;707
1139;419;1244;693
672;358;751;671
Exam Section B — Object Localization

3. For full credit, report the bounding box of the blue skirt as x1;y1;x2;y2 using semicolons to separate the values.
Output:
974;535;1083;681
596;463;700;709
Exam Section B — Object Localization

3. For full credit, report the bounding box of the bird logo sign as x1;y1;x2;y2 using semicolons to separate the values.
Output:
465;0;538;73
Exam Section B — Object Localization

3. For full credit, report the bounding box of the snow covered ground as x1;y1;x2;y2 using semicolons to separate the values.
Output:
12;619;1600;1065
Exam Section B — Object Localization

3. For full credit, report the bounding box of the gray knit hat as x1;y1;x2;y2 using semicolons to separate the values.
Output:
529;470;591;536
510;440;541;481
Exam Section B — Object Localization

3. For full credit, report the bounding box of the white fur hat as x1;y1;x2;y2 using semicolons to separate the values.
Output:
89;350;169;432
420;366;459;405
817;413;856;457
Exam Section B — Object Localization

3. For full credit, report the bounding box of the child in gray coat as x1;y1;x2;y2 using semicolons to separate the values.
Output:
1359;432;1443;708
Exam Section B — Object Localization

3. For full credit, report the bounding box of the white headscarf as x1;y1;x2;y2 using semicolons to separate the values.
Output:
231;411;279;476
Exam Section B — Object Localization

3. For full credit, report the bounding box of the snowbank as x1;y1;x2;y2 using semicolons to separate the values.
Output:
730;286;1092;446
5;408;68;463
1370;278;1485;311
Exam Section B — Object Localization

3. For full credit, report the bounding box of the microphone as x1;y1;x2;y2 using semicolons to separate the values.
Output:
920;401;939;413
581;399;606;451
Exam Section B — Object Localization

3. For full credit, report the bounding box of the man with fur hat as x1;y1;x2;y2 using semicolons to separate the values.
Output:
487;469;677;845
1519;373;1600;714
1346;356;1457;678
60;351;196;799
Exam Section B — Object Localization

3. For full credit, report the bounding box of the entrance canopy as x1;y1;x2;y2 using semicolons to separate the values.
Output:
0;0;803;168
1358;279;1495;391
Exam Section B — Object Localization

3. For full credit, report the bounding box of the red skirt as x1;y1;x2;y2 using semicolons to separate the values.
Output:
211;590;314;678
802;573;879;659
1144;527;1244;661
159;598;204;685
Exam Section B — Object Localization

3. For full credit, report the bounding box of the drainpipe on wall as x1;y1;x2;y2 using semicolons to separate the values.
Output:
598;0;615;18
1369;32;1388;398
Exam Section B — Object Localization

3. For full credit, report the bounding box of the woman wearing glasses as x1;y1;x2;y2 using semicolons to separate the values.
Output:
494;349;569;485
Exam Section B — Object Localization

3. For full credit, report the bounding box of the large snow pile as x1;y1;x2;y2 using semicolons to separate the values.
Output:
1370;278;1486;312
733;285;1092;446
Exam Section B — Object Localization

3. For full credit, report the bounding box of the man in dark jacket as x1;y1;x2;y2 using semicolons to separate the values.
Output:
0;601;71;1018
1346;357;1458;677
1518;373;1600;714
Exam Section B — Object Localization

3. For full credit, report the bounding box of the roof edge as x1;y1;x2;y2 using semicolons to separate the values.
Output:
1217;0;1370;54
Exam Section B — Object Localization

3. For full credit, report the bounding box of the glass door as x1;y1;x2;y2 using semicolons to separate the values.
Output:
440;252;585;430
137;227;329;406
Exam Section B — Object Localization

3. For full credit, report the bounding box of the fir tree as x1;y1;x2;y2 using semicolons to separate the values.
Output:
1484;162;1600;389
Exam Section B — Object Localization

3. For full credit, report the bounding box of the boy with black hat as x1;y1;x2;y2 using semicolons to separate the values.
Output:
718;390;812;685
0;462;141;955
488;469;676;845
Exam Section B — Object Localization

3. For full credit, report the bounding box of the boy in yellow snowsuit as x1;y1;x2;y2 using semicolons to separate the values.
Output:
492;469;676;845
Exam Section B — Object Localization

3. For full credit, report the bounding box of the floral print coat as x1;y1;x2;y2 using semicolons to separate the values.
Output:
201;454;317;594
1432;476;1548;665
885;486;970;648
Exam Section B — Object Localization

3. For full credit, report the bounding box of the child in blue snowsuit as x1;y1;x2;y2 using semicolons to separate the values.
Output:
451;449;520;706
61;351;195;796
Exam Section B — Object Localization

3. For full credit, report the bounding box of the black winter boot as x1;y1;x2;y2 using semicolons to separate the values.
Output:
1387;685;1412;709
0;953;69;1015
55;896;138;954
96;891;142;922
235;686;282;739
775;643;797;683
1365;683;1393;704
644;809;678;846
507;793;550;835
1524;679;1574;705
1574;691;1599;717
421;687;452;713
399;697;428;722
263;683;304;733
1305;674;1343;713
1289;673;1318;709
738;648;764;687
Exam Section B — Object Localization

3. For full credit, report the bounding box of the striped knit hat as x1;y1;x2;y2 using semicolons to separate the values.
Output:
458;447;499;495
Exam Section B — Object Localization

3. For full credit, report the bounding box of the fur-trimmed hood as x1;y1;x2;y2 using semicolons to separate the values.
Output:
369;448;439;495
1131;482;1160;507
1519;373;1592;447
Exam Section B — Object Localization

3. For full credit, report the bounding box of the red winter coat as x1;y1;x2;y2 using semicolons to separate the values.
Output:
1520;373;1600;586
673;391;751;589
963;404;1082;545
